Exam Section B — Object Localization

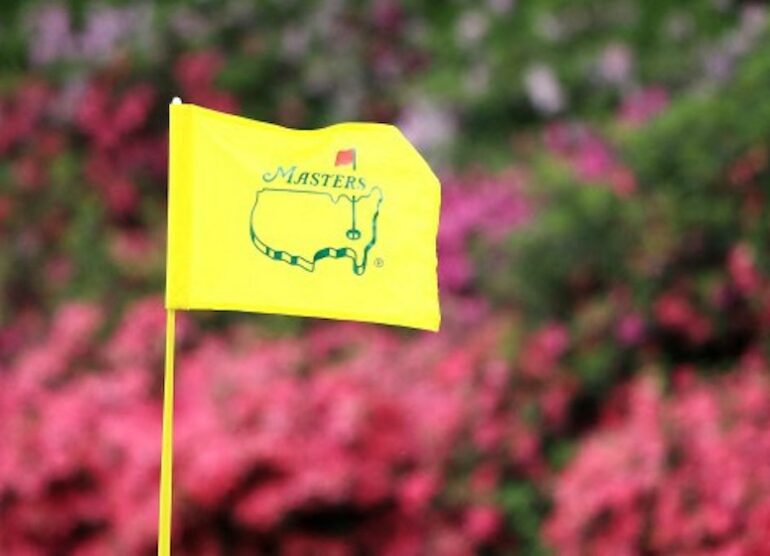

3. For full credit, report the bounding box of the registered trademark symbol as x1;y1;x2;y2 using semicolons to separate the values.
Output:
374;257;384;268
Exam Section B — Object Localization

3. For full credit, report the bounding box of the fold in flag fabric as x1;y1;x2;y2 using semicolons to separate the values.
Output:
166;103;441;331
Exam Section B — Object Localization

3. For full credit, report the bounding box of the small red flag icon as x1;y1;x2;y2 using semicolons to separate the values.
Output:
335;148;357;170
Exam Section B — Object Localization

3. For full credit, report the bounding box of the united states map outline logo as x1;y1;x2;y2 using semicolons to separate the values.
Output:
249;149;383;276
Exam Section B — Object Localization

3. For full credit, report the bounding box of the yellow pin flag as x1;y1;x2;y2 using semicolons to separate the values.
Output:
166;102;440;329
157;99;441;554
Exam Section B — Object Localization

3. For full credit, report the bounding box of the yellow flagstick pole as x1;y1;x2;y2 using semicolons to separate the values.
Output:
158;95;183;556
158;309;176;555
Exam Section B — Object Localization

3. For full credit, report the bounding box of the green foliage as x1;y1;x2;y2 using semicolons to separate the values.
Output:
487;33;770;322
487;167;632;319
499;482;551;556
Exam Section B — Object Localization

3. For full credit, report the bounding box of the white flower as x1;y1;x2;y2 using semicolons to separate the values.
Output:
524;64;564;114
487;0;516;15
456;10;489;46
597;43;633;85
396;98;457;156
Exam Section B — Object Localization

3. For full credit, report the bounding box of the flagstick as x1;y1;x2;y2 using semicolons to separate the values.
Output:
158;309;176;555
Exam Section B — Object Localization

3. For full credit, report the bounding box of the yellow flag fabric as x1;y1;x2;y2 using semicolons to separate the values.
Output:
166;103;441;331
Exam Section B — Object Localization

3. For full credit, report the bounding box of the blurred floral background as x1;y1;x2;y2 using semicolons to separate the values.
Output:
2;0;770;554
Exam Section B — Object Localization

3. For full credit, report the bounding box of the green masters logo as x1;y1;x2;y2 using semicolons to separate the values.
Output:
249;149;383;276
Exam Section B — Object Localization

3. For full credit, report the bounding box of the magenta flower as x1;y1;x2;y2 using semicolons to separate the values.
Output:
619;87;669;125
728;243;761;295
615;313;646;346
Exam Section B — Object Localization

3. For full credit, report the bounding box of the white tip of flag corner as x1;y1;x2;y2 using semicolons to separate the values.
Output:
171;97;182;105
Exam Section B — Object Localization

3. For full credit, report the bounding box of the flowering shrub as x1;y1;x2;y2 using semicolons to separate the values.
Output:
439;170;531;291
0;299;525;554
508;31;770;556
546;359;770;555
2;1;770;554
